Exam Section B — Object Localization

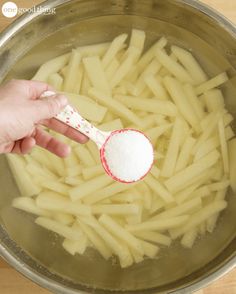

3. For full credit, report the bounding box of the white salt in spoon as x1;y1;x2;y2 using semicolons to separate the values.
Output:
42;91;154;183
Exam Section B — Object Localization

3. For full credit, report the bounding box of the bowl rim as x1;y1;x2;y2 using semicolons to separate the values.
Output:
0;0;236;293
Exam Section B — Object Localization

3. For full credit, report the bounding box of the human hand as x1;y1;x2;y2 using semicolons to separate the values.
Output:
0;79;88;157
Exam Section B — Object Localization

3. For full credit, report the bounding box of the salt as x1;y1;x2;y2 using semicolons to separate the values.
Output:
103;130;153;182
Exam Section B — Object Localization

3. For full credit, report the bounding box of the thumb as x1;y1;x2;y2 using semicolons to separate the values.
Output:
31;94;68;122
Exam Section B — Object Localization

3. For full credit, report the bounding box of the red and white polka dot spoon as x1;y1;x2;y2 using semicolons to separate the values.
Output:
42;91;154;183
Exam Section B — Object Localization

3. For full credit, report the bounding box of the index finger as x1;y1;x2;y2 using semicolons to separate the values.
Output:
42;117;89;144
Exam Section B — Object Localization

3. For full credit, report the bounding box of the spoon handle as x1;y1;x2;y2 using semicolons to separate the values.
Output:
56;105;109;148
41;91;109;148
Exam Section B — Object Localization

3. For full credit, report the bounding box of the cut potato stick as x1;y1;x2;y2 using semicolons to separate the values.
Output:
64;176;84;186
82;165;104;180
62;234;87;255
171;45;207;84
63;49;81;92
126;215;189;232
169;200;227;239
99;119;123;131
64;92;107;123
150;165;160;179
225;126;235;140
92;204;139;215
36;191;91;216
83;182;137;204
180;228;198;248
183;84;205;120
204;89;224;112
12;197;51;217
86;141;100;164
129;29;145;53
105;58;120;80
47;73;63;91
164;150;220;193
35;217;82;240
145;124;172;144
88;88;143;126
218;117;229;174
45;152;65;177
194;136;219;161
175;180;207;204
79;216;133;268
32;53;70;81
175;136;196;172
83;56;111;95
74;145;96;167
140;240;159;258
156;48;194;84
223;112;234;127
116;95;177;117
102;33;128;68
26;162;57;180
53;213;74;225
7;154;41;197
206;179;230;192
161;118;182;177
99;214;144;255
228;138;236;192
79;221;112;259
144;74;169;100
40;180;70;196
69;174;113;201
133;231;171;246
66;165;82;177
195;72;228;95
77;42;110;57
152;198;201;220
163;76;200;132
144;174;174;203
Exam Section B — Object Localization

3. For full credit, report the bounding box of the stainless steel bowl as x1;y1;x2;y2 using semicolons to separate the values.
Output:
0;0;236;293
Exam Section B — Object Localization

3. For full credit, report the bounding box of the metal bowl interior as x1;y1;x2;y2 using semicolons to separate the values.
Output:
0;0;236;293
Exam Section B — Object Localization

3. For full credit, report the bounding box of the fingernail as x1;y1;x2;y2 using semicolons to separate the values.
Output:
57;95;68;108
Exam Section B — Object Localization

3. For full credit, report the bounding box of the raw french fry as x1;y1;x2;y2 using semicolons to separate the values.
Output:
79;216;133;268
99;214;144;255
53;213;74;225
171;46;207;84
7;154;41;197
169;200;227;239
152;198;201;220
73;64;84;94
129;29;145;53
206;189;227;233
92;204;139;215
35;217;82;240
206;179;230;192
36;191;91;216
99;119;123;131
110;47;140;88
105;58;120;80
102;33;128;68
86;141;100;164
183;84;205;120
140;240;159;258
66;165;82;177
228;138;236;192
82;165;104;180
64;176;84;186
63;49;81;92
116;95;177;117
175;136;196;172
218;117;229;174
74;145;96;167
80;72;91;96
45;152;65;177
204;89;224;112
26;162;57;180
47;73;63;91
79;221;112;259
195;72;228;95
161;118;182;177
145;124;172;144
40;180;70;196
83;182;137;204
194;136;219;161
150;165;160;179
223;112;234;126
69;174;113;201
126;215;189;232
64;92;107;123
133;231;171;246
32;52;70;81
144;74;169;100
77;42;110;57
225;126;235;140
62;234;88;255
156;48;194;84
88;88;143;126
164;150;220;193
83;56;111;95
175;180;207;204
12;197;50;217
163;76;200;132
181;228;198;248
144;174;174;203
